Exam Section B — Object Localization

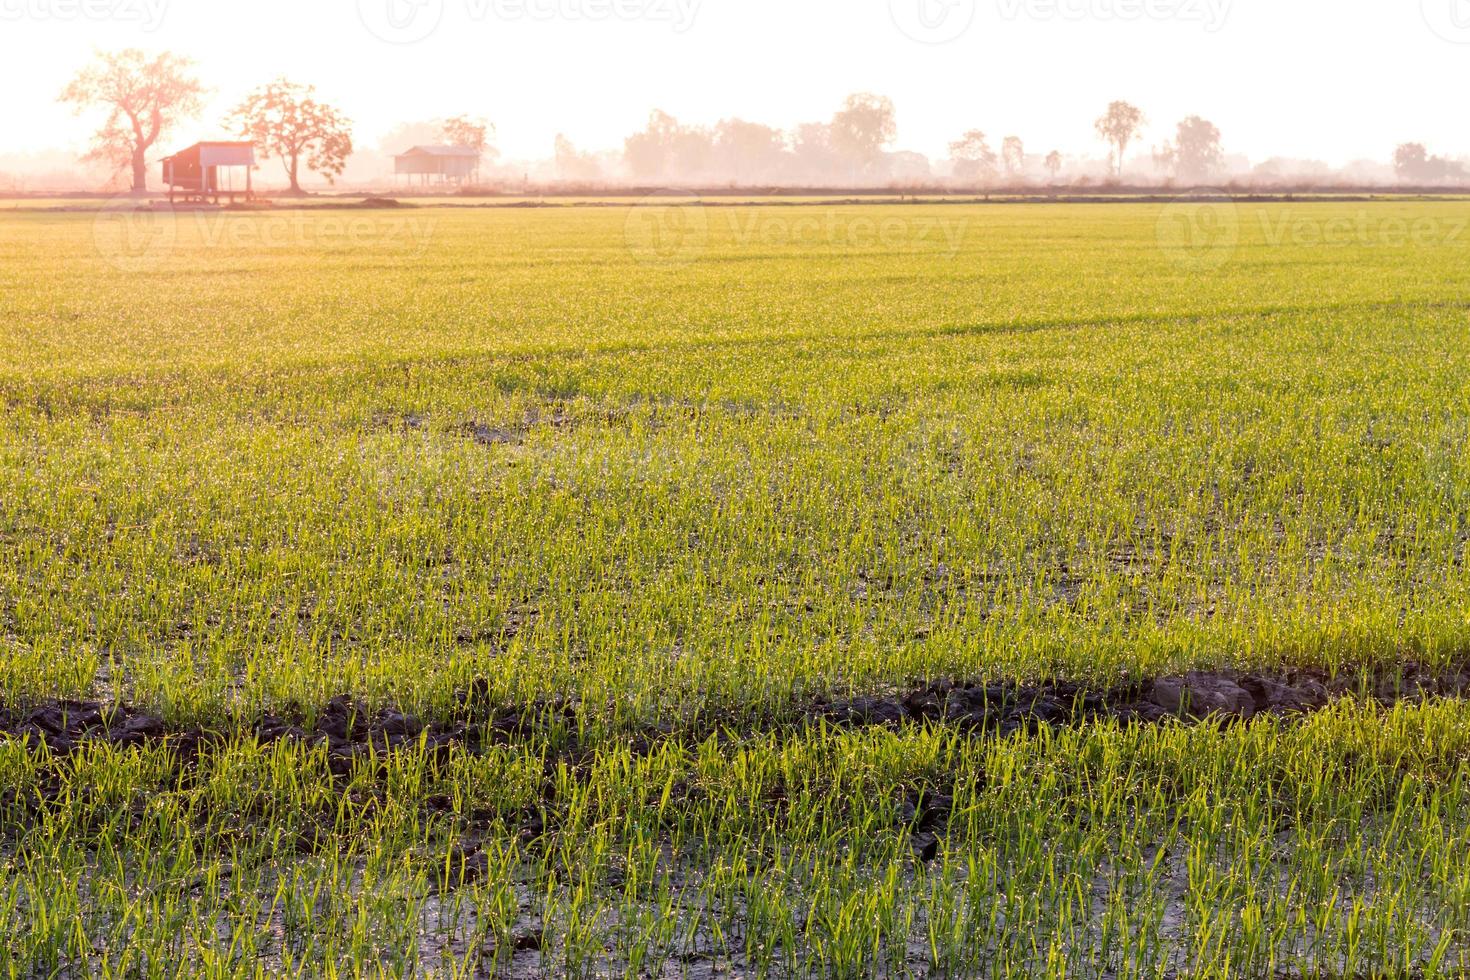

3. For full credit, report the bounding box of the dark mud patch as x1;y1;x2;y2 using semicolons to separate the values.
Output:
818;670;1293;734
0;700;202;758
297;197;411;209
459;411;578;448
4;663;1470;770
372;411;429;433
816;662;1470;735
0;686;572;773
464;421;523;446
457;398;809;450
367;412;575;447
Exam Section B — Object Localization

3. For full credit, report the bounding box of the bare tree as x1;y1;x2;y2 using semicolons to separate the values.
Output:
1002;136;1025;179
1045;150;1062;182
829;93;897;178
948;130;997;182
1094;101;1145;178
228;80;353;195
59;49;205;194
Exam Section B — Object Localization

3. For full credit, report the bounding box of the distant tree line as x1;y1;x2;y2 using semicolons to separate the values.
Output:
621;93;901;185
616;97;1228;187
55;50;1469;193
1393;143;1466;183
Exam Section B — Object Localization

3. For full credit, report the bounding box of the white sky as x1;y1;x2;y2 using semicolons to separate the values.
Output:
0;0;1465;166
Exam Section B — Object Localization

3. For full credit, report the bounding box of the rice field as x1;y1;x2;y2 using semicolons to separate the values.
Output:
2;199;1470;976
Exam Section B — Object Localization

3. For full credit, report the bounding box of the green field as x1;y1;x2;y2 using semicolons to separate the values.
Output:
3;201;1470;976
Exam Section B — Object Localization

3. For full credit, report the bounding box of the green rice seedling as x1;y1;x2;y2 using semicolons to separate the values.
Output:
2;200;1470;975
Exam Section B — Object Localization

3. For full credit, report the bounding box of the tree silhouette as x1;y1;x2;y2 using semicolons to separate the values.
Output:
1094;101;1145;178
1394;143;1466;183
791;123;840;182
554;134;602;181
229;80;353;195
623;110;713;182
1002;136;1025;179
948;130;997;181
829;93;897;178
1045;150;1062;182
441;115;497;180
59;49;204;194
624;110;676;180
1160;116;1223;182
1395;143;1430;179
712;119;787;183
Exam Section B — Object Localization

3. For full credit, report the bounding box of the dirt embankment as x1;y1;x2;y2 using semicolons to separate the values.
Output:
4;662;1468;767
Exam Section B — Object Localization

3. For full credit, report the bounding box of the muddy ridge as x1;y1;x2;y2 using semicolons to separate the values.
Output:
3;663;1469;768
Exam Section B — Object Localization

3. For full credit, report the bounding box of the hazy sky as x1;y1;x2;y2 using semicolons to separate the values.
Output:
1;0;1465;166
